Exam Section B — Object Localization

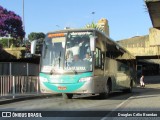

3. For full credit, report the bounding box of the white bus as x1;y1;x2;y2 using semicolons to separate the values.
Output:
32;28;136;99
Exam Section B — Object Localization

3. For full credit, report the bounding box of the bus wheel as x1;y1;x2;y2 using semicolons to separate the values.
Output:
99;83;110;99
62;93;73;99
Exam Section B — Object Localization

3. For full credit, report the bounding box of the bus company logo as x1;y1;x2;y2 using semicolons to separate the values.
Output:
2;112;11;117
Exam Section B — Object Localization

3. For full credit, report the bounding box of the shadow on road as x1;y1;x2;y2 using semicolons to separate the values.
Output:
72;91;133;100
72;83;160;101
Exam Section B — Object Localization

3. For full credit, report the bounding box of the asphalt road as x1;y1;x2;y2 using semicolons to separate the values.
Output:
0;83;160;120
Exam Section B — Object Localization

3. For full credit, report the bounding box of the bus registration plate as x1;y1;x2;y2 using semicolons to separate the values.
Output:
58;86;67;90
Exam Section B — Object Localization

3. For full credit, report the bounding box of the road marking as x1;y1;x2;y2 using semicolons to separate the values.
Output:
101;91;160;120
129;94;160;99
101;95;133;120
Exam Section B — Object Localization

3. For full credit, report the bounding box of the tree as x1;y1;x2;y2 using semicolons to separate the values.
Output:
0;6;25;39
28;32;45;41
85;22;104;32
28;32;45;55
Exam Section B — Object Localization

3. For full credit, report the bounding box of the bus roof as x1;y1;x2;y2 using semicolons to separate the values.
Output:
47;28;135;60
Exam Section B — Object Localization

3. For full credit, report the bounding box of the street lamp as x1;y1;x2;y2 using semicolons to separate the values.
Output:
22;0;25;41
157;45;160;75
22;0;25;31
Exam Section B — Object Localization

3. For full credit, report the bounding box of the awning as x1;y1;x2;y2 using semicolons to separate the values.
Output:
145;0;160;29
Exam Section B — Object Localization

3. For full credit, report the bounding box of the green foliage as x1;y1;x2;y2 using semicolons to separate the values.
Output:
85;22;104;32
0;6;25;39
28;32;45;41
0;38;15;48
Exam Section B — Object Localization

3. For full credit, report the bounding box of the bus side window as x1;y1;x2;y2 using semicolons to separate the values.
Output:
101;52;105;70
95;48;102;68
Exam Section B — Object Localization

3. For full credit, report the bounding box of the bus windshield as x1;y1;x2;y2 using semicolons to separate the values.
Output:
64;32;93;73
41;35;66;73
41;31;93;74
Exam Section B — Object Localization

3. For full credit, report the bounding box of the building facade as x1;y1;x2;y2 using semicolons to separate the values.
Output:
117;28;160;76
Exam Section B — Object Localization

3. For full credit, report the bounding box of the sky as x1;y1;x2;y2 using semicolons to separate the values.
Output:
0;0;152;40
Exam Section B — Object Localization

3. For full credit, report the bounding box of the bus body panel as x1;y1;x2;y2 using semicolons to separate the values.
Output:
37;29;136;97
39;72;113;94
40;72;96;93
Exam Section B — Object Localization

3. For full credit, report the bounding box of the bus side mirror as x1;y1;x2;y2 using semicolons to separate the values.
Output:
31;40;37;54
90;36;96;52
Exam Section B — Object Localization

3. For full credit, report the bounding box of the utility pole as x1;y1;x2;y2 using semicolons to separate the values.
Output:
158;45;160;75
22;0;25;40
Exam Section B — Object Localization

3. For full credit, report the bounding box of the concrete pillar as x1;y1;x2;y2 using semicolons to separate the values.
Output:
97;18;110;36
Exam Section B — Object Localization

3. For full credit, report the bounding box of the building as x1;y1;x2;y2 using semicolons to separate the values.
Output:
117;28;160;76
117;28;160;57
97;18;110;36
145;0;160;29
116;0;160;76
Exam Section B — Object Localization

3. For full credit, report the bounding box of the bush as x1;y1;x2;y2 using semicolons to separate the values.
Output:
0;38;16;48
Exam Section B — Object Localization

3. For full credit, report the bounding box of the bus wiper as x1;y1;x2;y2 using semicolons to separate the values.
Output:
50;52;63;75
71;67;78;74
65;62;78;74
74;69;78;74
69;68;78;74
59;51;61;68
50;68;55;75
50;57;57;75
43;44;47;58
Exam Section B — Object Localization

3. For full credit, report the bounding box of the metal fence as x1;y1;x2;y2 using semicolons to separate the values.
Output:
0;76;39;97
0;62;39;76
0;62;40;97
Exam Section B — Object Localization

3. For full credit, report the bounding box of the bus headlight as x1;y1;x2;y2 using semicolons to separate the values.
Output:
79;77;91;82
40;77;48;82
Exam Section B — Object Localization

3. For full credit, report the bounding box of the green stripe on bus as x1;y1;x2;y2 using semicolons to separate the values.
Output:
43;82;84;93
40;72;92;92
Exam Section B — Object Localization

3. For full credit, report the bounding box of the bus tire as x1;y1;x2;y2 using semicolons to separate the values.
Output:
99;82;111;99
62;93;73;99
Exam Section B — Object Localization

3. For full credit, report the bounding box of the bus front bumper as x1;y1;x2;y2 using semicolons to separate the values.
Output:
40;78;96;94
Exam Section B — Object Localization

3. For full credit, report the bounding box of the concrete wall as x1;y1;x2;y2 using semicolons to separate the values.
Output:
97;18;110;36
117;28;160;56
4;47;26;59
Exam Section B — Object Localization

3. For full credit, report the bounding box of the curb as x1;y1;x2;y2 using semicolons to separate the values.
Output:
0;93;61;105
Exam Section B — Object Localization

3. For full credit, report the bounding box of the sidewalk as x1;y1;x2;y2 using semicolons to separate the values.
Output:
0;93;61;105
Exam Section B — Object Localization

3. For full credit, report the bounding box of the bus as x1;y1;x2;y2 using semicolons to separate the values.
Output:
31;28;136;99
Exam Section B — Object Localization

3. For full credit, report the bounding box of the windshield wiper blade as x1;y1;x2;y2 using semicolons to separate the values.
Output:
73;69;78;74
59;51;61;68
50;67;56;75
65;62;78;74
